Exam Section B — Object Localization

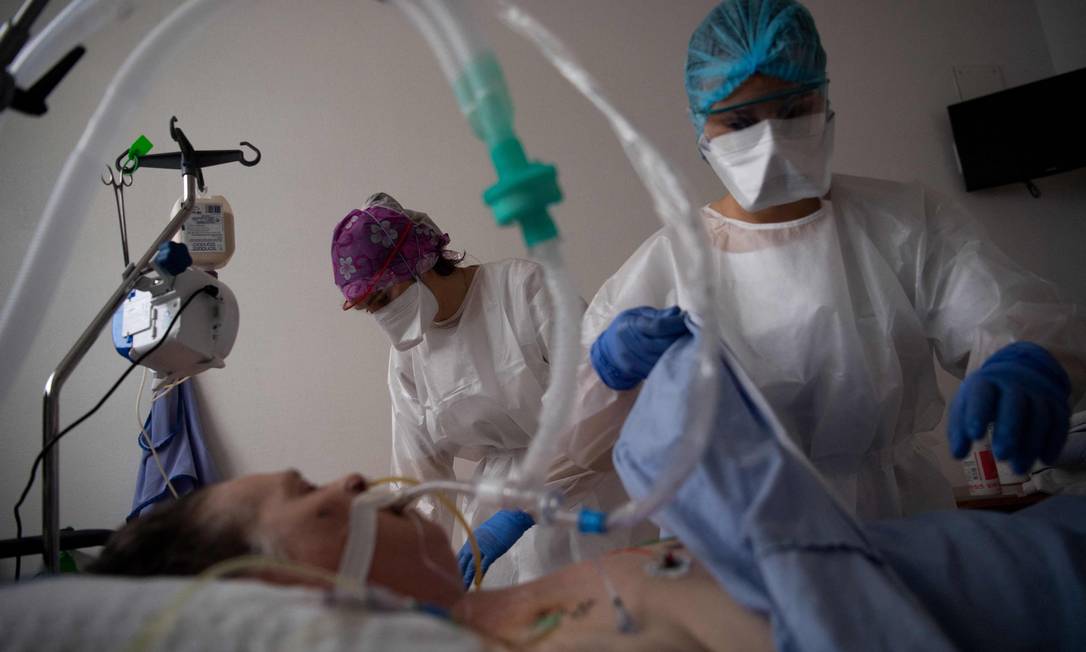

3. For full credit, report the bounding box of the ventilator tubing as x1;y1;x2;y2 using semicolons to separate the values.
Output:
502;3;843;528
392;0;734;529
389;0;561;250
516;239;582;489
3;0;772;537
389;0;577;498
497;2;732;532
8;0;142;92
386;0;517;154
0;0;234;403
0;0;148;139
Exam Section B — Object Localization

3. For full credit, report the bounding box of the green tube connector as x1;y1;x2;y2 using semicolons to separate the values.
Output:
483;137;562;247
456;53;563;248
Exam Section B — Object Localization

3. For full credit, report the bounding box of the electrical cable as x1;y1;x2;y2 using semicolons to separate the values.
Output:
12;285;217;581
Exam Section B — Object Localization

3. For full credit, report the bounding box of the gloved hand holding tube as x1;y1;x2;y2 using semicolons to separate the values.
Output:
590;306;691;390
948;341;1072;474
457;509;535;588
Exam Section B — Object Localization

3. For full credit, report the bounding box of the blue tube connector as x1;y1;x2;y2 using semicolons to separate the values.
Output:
578;508;608;534
153;241;191;276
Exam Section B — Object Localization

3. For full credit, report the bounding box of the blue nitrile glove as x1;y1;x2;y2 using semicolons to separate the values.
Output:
590;306;690;390
457;509;534;588
949;341;1072;474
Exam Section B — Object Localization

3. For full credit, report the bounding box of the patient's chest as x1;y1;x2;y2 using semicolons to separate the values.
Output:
452;540;772;652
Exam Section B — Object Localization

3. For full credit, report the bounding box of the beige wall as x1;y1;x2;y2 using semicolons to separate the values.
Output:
1035;0;1086;74
2;0;1084;577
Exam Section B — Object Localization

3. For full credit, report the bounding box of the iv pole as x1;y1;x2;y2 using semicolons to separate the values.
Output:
40;117;259;572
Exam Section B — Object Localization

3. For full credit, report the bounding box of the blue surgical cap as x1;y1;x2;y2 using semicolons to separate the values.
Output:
686;0;826;137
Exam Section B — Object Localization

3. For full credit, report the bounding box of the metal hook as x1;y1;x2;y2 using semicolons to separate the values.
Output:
238;141;261;166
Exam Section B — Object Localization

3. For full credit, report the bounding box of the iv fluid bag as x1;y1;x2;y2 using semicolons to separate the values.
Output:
171;195;236;270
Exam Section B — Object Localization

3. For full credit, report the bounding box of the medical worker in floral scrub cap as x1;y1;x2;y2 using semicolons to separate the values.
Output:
330;193;649;588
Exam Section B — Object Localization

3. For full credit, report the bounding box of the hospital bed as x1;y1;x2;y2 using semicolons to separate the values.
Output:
0;575;484;652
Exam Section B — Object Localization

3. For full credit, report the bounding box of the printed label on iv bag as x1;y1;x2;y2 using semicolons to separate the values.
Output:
962;424;1001;496
182;203;227;253
173;195;236;270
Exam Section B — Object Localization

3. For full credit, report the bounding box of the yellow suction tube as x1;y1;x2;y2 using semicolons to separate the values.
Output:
369;476;484;590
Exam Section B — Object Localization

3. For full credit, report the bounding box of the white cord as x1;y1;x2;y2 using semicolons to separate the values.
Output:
136;368;179;499
152;375;189;400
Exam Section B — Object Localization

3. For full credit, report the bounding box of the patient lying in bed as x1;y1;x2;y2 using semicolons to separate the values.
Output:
86;325;1085;650
87;463;1086;652
88;469;772;651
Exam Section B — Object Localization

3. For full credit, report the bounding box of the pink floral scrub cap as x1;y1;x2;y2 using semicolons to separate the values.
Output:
331;192;450;310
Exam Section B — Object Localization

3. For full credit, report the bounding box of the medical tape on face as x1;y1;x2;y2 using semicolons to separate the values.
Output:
335;496;379;600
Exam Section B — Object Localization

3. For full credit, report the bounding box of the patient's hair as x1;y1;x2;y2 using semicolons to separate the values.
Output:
87;488;254;577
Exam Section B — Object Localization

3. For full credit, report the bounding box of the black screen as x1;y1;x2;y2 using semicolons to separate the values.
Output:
947;67;1086;192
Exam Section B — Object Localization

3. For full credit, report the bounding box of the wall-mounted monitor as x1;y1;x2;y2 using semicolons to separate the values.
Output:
947;67;1086;192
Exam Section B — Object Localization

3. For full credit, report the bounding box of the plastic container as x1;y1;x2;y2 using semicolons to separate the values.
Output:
170;195;236;270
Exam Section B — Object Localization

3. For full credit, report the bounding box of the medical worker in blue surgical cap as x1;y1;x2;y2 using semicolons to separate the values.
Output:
572;0;1086;519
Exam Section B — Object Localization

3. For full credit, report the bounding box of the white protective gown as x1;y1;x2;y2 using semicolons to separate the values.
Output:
389;258;653;587
567;174;1086;520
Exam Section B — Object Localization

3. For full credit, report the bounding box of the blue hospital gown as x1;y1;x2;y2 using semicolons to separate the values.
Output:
613;323;1086;652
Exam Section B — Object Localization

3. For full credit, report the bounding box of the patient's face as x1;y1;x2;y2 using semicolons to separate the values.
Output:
204;470;462;606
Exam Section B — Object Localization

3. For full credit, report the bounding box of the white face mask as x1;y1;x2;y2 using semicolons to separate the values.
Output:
372;281;439;351
701;112;835;213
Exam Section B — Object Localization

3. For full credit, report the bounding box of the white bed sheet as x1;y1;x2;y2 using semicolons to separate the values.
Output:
0;575;485;651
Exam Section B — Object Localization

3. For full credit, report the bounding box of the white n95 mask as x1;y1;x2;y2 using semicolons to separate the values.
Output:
372;281;439;351
701;112;835;213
